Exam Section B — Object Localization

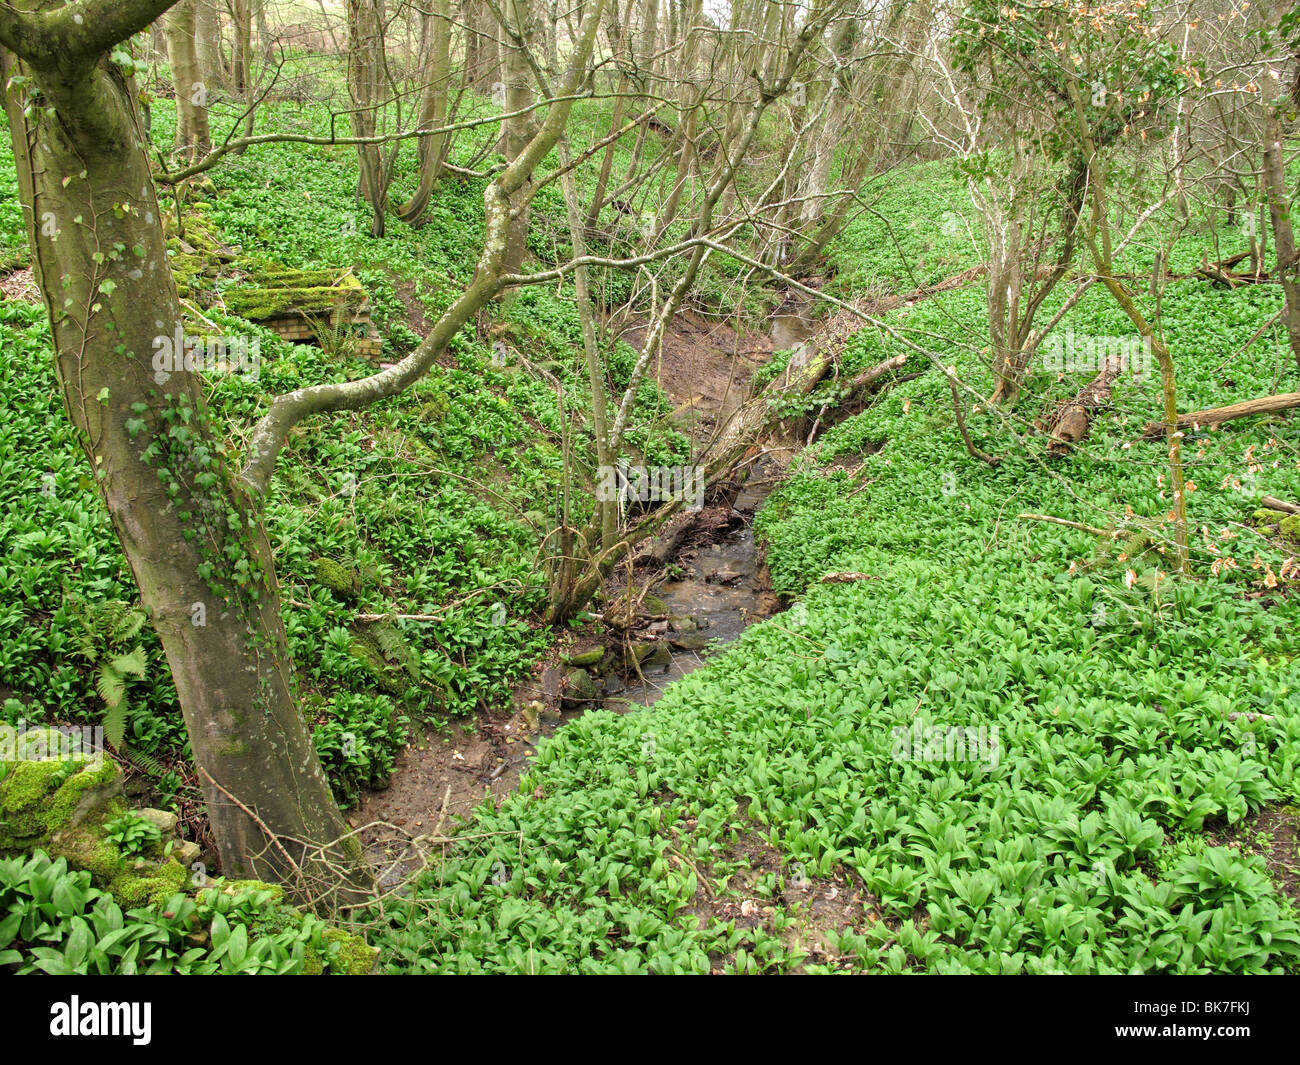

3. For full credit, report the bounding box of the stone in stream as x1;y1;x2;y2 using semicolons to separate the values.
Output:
562;668;600;708
565;646;605;668
641;644;672;672
668;632;712;652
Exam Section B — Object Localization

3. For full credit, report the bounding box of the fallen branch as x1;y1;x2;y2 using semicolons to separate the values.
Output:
847;353;907;392
1017;513;1122;538
1195;250;1263;288
947;372;1002;466
1260;495;1300;515
1141;392;1300;438
354;612;446;622
1215;310;1285;372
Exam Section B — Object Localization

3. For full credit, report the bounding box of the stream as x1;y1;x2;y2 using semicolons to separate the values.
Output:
533;308;817;720
353;309;818;881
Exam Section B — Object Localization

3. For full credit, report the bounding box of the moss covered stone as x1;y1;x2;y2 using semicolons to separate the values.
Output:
643;643;673;669
299;926;378;976
420;394;450;423
218;879;286;904
225;270;366;322
565;646;605;668
0;743;197;907
50;827;125;887
1251;509;1288;526
112;858;189;908
1280;514;1300;543
562;668;599;707
164;203;231;302
322;927;378;975
0;754;122;849
314;557;359;597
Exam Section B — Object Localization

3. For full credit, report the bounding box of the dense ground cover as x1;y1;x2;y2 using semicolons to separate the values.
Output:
3;83;1299;974
0;95;685;810
364;167;1300;975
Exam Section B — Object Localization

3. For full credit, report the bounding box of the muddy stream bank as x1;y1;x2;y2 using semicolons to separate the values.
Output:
351;309;817;886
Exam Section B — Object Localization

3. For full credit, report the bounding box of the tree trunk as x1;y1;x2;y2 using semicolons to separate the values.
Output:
497;0;534;278
193;0;226;91
232;0;252;95
347;0;387;237
395;0;452;224
163;0;211;161
0;23;370;908
1263;112;1300;370
463;0;499;89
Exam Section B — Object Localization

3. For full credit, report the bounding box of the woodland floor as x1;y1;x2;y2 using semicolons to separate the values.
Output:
349;300;788;883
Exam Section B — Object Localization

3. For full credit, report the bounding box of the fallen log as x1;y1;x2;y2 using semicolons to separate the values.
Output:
1043;356;1124;452
1141;392;1300;438
636;353;908;568
633;508;706;568
708;338;835;466
1260;495;1300;515
1195;250;1262;287
847;353;907;392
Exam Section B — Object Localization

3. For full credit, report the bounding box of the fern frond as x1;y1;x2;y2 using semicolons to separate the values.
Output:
96;666;126;709
110;609;147;645
102;703;127;750
122;744;167;777
109;647;147;677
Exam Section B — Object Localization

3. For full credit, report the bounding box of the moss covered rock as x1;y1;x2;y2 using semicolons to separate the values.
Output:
314;557;359;597
565;646;605;668
642;643;673;670
562;668;599;707
111;858;190;908
1251;508;1288;526
225;270;366;322
0;751;122;850
301;927;379;976
1280;514;1300;544
0;746;193;907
